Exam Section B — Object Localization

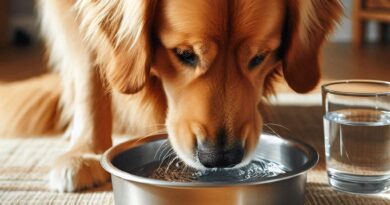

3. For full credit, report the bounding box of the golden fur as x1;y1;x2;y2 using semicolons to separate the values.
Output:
0;0;341;192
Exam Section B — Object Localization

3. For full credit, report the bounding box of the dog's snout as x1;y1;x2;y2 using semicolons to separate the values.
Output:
197;144;244;168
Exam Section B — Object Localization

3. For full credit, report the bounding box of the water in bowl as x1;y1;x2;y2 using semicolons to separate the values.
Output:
324;108;390;193
131;157;288;183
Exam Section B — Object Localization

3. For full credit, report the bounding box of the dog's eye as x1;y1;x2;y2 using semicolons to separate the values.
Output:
173;48;198;67
248;54;266;70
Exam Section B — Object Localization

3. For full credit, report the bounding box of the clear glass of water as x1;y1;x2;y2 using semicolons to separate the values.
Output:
322;80;390;194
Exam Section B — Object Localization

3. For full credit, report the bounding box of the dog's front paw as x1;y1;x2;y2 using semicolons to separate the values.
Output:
48;153;109;192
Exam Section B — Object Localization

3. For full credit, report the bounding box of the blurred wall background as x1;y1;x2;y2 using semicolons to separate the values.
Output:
331;0;390;42
8;0;39;44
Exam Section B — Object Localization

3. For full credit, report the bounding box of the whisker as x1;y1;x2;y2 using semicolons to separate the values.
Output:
180;163;189;175
165;156;179;174
133;128;168;144
162;150;175;162
158;144;172;160
154;141;169;160
263;124;283;139
264;123;292;133
160;149;175;166
144;128;168;136
160;148;171;160
157;149;175;170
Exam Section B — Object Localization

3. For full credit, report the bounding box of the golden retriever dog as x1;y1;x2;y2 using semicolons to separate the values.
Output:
0;0;341;192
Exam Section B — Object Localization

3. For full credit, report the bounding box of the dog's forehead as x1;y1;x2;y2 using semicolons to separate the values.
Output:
157;0;285;43
231;0;285;42
157;0;228;38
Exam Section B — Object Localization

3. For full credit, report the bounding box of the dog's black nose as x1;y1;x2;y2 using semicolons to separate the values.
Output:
197;145;244;168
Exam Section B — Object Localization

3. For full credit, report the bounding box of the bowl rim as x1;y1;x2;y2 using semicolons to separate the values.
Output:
101;133;319;187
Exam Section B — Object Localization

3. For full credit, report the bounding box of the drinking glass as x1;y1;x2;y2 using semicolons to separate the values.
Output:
322;80;390;194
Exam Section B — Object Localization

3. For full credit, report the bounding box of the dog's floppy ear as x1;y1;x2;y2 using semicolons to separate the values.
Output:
279;0;342;93
77;0;157;94
107;1;157;94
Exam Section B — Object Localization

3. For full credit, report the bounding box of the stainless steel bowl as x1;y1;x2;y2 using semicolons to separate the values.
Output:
101;134;318;205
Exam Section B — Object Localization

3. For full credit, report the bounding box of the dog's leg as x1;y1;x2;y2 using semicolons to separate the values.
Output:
38;0;112;192
48;65;112;192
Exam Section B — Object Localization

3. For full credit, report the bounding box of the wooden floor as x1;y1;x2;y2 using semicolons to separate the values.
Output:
0;42;389;84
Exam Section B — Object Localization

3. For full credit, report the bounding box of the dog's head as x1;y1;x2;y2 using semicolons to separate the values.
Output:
86;0;341;168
